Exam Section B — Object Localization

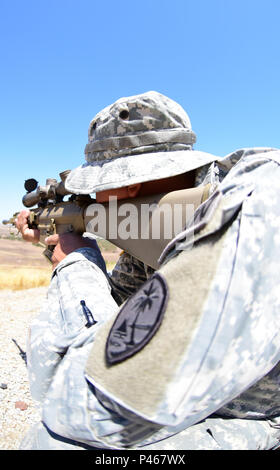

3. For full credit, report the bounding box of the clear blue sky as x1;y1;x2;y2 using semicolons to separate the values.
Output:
0;0;279;221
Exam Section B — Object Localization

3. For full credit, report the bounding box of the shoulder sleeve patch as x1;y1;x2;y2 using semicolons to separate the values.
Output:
106;273;168;365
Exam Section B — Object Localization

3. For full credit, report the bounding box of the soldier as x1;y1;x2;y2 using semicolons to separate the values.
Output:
16;91;280;450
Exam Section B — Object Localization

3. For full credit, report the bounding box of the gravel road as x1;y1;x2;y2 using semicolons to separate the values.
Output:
0;287;47;450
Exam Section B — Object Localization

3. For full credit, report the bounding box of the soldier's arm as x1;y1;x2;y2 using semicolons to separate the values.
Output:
27;243;118;402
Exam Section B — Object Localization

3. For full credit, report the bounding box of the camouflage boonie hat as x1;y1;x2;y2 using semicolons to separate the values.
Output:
65;91;219;194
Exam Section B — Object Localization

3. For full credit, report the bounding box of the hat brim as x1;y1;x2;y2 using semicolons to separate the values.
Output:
65;150;220;194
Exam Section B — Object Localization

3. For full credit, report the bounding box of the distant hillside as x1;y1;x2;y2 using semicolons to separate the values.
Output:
0;225;121;268
0;224;22;240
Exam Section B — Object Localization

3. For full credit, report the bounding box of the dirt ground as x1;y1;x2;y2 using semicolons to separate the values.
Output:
0;239;50;268
0;229;122;449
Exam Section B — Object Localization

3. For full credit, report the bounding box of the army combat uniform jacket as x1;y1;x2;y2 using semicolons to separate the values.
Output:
21;148;280;450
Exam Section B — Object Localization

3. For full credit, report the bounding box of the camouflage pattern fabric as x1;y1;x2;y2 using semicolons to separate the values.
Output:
20;148;280;450
25;246;119;404
109;252;154;306
65;91;218;195
20;415;280;451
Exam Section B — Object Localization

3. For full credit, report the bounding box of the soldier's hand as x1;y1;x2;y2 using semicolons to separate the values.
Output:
45;233;100;270
15;210;40;243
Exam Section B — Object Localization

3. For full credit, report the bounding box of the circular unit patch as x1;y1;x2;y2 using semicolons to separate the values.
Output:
106;273;168;365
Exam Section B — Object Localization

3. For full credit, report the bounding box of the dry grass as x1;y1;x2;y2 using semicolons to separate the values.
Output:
0;234;121;291
0;266;52;290
0;261;117;291
105;262;116;273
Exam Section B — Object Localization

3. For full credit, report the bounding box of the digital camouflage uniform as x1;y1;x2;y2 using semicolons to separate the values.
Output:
20;148;280;450
19;92;280;450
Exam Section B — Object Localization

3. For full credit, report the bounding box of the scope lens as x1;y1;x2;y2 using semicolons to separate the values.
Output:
24;178;38;193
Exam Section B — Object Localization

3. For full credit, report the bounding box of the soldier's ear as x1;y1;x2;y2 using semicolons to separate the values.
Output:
127;183;142;198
